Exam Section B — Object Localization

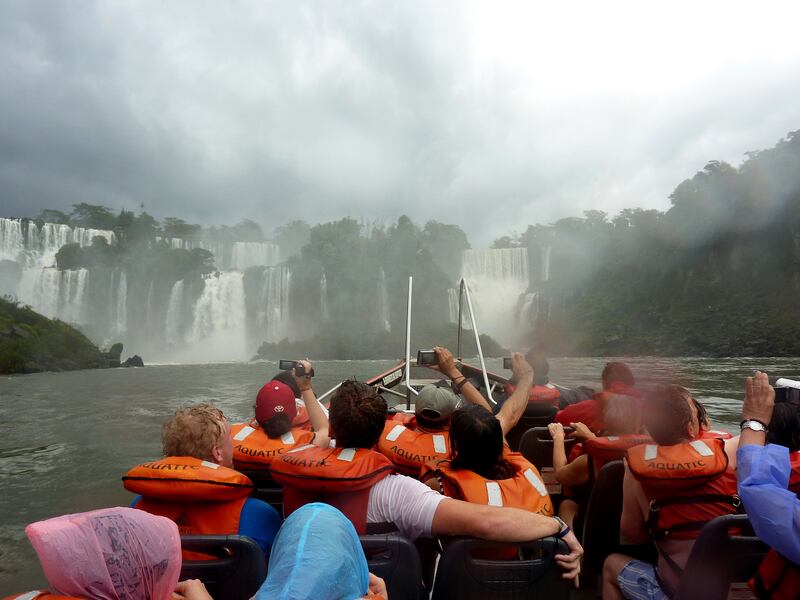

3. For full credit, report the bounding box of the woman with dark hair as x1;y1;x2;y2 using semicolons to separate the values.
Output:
422;354;553;518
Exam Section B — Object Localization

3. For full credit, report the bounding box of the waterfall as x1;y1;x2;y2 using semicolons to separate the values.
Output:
256;266;292;344
230;241;281;270
0;218;24;262
16;267;89;324
188;272;247;359
541;245;552;282
519;292;539;327
320;272;330;322
377;267;391;332
164;280;185;345
459;247;529;345
112;269;127;335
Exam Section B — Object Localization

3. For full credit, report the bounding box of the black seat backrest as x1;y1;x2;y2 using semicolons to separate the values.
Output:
580;460;625;578
518;426;576;470
674;515;768;600
180;535;267;600
506;405;558;451
360;534;424;600
431;537;571;600
239;469;284;515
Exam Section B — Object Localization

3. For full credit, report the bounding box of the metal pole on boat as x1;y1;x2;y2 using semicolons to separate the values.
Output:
461;278;496;405
404;275;417;409
456;279;464;361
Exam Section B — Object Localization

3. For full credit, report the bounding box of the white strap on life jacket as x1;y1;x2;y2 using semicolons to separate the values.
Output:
280;431;296;445
288;444;315;454
233;425;255;441
14;591;42;600
385;425;406;442
201;460;220;469
607;436;620;441
524;468;549;496
689;440;714;457
486;482;503;506
644;445;658;461
432;434;447;454
338;448;356;462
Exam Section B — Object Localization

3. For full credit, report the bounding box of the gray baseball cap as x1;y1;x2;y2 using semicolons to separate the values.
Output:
415;384;459;422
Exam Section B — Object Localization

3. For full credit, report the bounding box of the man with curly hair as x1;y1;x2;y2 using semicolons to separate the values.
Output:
124;404;281;554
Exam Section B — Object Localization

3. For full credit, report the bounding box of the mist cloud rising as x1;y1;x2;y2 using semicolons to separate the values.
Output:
2;0;800;244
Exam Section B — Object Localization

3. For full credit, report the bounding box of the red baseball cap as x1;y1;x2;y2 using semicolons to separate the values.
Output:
256;380;297;424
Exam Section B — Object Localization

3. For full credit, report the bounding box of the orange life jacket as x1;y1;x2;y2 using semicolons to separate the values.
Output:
583;434;652;477
3;594;81;600
270;445;395;533
230;421;314;470
377;418;450;477
505;383;562;407
122;457;253;543
748;451;800;599
627;438;739;541
421;452;554;516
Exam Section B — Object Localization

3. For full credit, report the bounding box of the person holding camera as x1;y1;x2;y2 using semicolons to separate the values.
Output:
737;371;800;597
231;359;330;471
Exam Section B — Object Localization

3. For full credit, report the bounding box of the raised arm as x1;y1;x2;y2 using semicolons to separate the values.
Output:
293;359;330;448
548;422;591;487
495;353;534;437
434;346;494;413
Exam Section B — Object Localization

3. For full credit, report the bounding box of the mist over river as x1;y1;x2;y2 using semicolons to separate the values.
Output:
2;356;799;592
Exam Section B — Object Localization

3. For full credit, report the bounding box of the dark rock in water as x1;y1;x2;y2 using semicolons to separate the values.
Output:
122;355;145;368
104;342;124;368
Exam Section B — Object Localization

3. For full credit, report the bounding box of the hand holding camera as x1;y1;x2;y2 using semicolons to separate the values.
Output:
279;358;315;392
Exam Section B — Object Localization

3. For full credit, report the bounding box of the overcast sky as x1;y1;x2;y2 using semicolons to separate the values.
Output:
2;0;800;245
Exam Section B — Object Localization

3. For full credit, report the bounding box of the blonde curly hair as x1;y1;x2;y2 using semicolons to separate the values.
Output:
162;404;226;461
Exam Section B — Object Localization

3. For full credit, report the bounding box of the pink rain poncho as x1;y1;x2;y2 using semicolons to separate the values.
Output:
25;507;182;600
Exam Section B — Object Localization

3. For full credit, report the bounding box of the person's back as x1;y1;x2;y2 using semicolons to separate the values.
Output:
231;380;317;470
603;385;739;599
555;361;639;433
422;404;553;516
124;404;281;555
377;384;456;476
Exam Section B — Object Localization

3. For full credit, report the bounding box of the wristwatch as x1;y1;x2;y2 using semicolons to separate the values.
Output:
552;516;571;539
740;419;768;433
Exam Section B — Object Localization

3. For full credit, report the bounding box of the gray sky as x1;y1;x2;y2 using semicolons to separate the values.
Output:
2;0;800;246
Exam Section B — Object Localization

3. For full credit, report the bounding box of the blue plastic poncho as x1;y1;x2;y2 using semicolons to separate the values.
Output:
255;503;370;600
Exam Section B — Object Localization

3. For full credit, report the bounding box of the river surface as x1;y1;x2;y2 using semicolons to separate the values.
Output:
1;356;798;592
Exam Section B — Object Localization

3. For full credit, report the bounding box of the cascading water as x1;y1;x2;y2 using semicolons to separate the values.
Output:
16;267;89;325
519;292;539;328
164;280;185;345
230;242;280;271
377;267;391;332
0;218;24;262
320;272;330;322
256;267;292;344
459;247;529;345
188;272;247;360
112;269;127;335
541;245;552;282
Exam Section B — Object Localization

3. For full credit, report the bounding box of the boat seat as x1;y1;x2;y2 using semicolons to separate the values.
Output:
673;515;768;600
505;405;558;451
518;426;576;470
239;469;284;515
360;533;424;600
580;460;656;586
180;535;267;600
431;537;571;600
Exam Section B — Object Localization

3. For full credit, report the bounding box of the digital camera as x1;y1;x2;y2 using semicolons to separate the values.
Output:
279;359;314;377
417;350;437;366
